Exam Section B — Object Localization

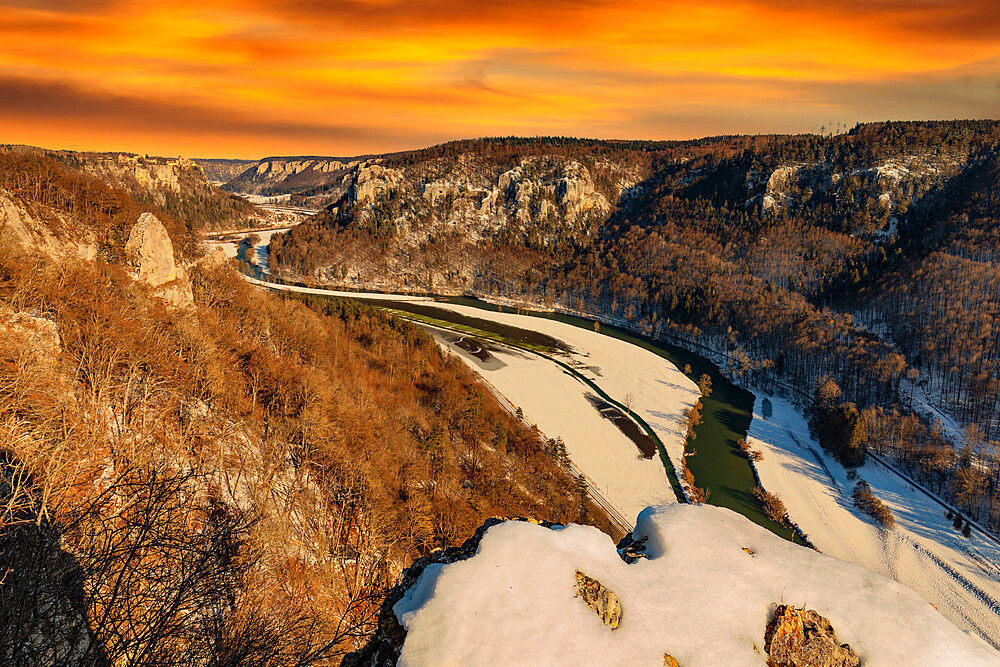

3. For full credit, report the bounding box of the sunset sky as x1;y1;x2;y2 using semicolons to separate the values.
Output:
1;0;998;158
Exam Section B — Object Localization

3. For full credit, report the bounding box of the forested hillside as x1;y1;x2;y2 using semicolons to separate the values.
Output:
270;121;1000;534
0;150;605;663
0;145;260;230
213;156;376;209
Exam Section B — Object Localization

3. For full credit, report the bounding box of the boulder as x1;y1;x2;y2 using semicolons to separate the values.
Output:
124;213;193;307
764;604;860;667
125;212;178;285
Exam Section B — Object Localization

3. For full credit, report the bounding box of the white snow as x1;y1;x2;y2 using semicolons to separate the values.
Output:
427;302;701;503
244;276;434;302
241;193;292;205
750;394;1000;649
394;503;997;666
422;324;681;524
234;268;697;522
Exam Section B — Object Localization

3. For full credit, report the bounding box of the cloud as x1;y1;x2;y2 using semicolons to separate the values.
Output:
0;75;426;146
0;0;996;155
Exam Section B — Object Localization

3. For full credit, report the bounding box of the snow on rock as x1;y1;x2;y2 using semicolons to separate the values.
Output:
393;504;996;666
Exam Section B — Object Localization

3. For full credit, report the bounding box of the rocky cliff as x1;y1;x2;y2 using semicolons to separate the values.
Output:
339;154;629;240
220;155;370;208
269;125;995;297
0;190;97;261
268;143;650;292
51;150;258;229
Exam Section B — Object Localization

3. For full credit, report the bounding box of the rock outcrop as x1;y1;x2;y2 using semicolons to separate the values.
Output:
197;244;230;270
0;191;97;261
278;152;640;291
0;304;62;369
764;605;860;667
574;571;622;630
351;163;405;206
124;213;193;307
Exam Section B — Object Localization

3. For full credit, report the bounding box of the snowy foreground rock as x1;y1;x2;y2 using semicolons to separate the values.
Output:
392;504;996;666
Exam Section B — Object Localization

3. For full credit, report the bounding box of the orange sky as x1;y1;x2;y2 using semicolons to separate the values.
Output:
1;0;998;158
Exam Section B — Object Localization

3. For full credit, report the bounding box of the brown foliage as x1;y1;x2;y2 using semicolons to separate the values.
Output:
752;486;788;525
0;250;609;663
852;480;896;529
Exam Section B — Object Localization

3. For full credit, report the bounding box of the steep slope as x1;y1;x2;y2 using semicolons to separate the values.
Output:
221;155;373;209
16;147;262;230
0;151;608;664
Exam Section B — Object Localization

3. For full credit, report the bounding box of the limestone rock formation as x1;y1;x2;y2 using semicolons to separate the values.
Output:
124;212;193;307
0;191;97;261
0;304;61;368
764;605;860;667
574;570;623;630
351;162;405;205
197;244;230;270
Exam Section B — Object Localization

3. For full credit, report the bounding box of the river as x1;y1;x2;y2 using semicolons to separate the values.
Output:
220;230;800;542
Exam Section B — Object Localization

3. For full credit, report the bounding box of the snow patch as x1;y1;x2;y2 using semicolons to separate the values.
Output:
394;504;996;666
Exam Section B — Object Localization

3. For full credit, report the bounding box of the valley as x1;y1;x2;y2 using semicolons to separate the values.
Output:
218;212;1000;645
4;0;999;660
5;122;1000;662
205;124;1000;646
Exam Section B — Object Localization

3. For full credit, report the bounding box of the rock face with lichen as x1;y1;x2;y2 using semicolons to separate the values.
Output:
764;605;860;667
124;212;193;307
574;571;622;630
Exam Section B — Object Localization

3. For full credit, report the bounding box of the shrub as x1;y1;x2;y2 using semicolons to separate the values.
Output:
752;487;787;525
852;481;895;528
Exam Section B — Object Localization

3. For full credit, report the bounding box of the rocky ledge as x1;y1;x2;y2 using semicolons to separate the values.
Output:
345;504;996;666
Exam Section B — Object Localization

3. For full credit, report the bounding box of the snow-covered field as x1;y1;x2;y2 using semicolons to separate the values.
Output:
245;275;434;302
232;247;1000;651
422;324;684;524
394;503;997;666
427;301;700;504
750;395;1000;648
